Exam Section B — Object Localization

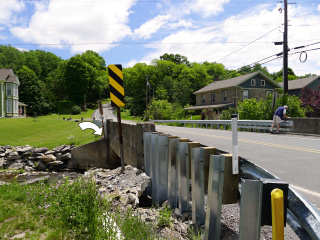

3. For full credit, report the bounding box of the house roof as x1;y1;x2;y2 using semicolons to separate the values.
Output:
278;75;320;90
0;69;19;84
194;71;281;94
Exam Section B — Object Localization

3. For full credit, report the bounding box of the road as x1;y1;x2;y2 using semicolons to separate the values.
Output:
155;124;320;209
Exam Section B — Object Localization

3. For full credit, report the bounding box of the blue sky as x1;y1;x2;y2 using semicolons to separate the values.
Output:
1;0;320;76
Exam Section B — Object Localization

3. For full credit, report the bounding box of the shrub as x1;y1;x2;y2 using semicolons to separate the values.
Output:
71;105;82;115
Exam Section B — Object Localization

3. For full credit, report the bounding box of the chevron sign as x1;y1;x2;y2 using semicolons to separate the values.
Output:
108;64;125;107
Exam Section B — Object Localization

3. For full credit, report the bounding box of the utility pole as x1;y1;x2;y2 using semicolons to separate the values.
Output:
283;0;288;94
144;75;151;120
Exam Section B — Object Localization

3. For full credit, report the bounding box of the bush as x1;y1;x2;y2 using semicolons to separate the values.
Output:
71;105;82;115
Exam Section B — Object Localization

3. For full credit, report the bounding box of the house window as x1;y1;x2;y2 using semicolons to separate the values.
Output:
266;90;272;96
261;80;265;86
14;100;18;113
243;89;249;100
7;99;12;113
201;94;205;104
13;85;18;97
6;84;12;95
211;92;215;104
251;79;256;86
223;90;227;102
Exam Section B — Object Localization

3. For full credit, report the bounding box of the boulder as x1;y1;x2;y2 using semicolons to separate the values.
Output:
35;160;48;171
40;154;56;163
26;160;37;168
61;146;71;154
0;158;5;168
16;146;33;154
54;145;66;153
6;162;25;170
33;147;49;154
60;153;71;161
44;150;55;155
7;152;21;161
47;160;64;166
0;147;5;153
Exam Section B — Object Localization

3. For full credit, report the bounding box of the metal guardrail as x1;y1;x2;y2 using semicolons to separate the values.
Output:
151;119;293;132
144;132;320;239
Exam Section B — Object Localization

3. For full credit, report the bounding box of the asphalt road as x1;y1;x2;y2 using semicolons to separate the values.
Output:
155;124;320;210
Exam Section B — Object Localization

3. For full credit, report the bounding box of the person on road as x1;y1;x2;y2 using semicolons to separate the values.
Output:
270;105;290;134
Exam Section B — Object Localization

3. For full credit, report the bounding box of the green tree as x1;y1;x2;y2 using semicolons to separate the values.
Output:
17;66;45;115
64;56;90;104
160;53;190;66
0;45;25;73
148;99;174;120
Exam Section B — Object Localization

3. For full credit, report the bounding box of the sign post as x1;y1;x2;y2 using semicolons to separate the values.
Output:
231;114;239;174
98;100;105;139
108;64;125;172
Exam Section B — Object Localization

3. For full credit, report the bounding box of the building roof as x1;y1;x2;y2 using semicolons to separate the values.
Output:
278;75;320;90
0;69;19;85
194;71;281;94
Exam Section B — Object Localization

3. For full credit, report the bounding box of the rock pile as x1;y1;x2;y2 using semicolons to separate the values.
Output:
0;145;77;171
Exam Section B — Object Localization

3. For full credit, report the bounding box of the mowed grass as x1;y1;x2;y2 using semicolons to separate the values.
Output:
0;111;99;149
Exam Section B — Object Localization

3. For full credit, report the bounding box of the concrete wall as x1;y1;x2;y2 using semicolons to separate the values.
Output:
291;118;320;135
71;121;156;170
108;121;156;169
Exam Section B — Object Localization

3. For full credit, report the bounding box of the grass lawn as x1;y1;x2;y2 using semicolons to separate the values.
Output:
0;111;99;149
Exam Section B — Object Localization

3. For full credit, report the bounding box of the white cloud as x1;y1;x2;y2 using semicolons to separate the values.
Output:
0;0;25;25
11;0;136;53
136;4;320;75
318;4;320;11
188;0;230;18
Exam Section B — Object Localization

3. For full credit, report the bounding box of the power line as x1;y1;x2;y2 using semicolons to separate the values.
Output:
216;25;280;62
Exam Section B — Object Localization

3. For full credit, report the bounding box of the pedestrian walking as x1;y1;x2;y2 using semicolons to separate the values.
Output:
270;105;290;134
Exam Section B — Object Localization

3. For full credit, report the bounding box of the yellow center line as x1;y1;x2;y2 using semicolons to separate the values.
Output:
157;127;320;154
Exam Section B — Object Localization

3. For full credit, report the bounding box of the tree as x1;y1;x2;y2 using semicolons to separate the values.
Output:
159;53;190;66
64;56;90;104
17;66;45;115
300;86;320;117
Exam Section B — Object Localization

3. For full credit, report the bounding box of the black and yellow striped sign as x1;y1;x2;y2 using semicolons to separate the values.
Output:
108;64;125;107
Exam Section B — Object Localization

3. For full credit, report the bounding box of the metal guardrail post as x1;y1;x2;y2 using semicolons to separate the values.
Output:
157;134;169;205
143;132;152;196
151;133;160;205
191;147;205;225
239;179;262;240
204;155;225;240
168;136;179;208
177;141;190;214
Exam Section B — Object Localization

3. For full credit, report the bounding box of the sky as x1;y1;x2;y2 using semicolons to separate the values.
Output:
1;0;320;76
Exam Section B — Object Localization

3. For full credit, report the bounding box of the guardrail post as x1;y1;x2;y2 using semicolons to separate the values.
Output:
203;147;217;192
143;132;152;196
168;136;179;208
204;155;225;240
157;134;169;205
222;154;239;204
177;140;190;214
151;133;160;204
239;179;262;240
191;147;205;225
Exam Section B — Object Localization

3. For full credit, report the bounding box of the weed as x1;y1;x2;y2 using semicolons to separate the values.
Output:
157;206;173;228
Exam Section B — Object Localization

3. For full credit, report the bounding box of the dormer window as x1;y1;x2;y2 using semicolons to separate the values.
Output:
261;80;265;86
201;94;205;104
251;79;256;86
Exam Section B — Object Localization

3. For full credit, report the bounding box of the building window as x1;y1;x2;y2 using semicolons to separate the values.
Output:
266;90;272;96
251;79;256;86
13;85;18;97
261;80;265;86
223;90;227;102
14;100;18;113
7;99;12;113
201;94;205;104
243;89;249;100
211;92;215;104
6;84;12;95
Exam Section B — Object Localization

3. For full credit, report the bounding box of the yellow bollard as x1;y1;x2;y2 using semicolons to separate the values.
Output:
271;188;284;240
